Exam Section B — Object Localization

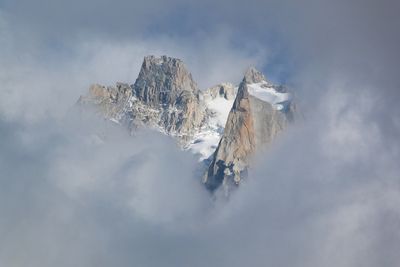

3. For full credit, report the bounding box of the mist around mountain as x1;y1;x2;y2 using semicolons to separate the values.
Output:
1;1;400;267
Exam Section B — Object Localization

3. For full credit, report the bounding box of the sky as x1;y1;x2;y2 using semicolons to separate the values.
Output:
0;0;399;266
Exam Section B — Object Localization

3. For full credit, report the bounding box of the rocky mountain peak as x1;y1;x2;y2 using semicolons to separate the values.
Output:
77;55;296;194
79;55;206;144
243;67;267;84
133;55;200;107
204;68;293;192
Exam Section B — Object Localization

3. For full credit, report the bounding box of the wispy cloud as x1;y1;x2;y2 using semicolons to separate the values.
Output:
0;0;399;266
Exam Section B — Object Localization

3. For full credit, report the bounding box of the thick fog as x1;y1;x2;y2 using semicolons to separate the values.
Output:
0;0;399;266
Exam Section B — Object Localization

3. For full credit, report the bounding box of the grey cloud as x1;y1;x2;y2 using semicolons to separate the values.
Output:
0;19;268;122
0;114;210;267
0;0;400;266
1;81;399;267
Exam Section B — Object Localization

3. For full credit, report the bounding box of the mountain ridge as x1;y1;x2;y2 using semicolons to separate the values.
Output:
77;55;296;192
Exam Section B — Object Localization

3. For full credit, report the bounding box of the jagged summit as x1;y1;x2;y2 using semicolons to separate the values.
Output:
129;55;205;140
204;68;294;192
243;67;267;84
78;55;205;142
133;55;200;107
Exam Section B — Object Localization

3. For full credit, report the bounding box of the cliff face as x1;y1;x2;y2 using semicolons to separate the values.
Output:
204;68;294;191
130;55;206;141
133;55;199;107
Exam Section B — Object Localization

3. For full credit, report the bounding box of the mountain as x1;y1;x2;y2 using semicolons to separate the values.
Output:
203;67;295;191
78;55;206;144
131;55;206;142
77;56;295;192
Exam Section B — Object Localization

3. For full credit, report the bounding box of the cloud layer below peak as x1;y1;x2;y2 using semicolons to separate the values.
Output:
1;1;400;266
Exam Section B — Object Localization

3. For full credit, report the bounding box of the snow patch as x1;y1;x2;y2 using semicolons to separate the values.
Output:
205;97;234;129
109;118;120;124
185;130;221;161
247;82;291;109
185;92;236;161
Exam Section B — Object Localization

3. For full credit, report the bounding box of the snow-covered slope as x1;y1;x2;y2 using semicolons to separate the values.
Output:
205;95;234;129
247;82;291;110
185;83;237;161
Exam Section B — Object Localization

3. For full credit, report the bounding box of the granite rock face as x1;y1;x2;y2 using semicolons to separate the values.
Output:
79;56;207;143
204;68;294;191
133;56;199;106
130;56;206;141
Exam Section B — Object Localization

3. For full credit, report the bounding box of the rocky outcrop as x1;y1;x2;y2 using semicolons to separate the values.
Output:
204;68;294;191
77;82;132;121
203;83;236;101
79;56;207;143
243;67;267;84
130;55;206;141
133;56;199;106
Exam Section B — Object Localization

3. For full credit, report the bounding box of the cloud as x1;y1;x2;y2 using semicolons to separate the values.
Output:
0;0;400;266
1;84;399;267
0;113;212;266
0;9;269;122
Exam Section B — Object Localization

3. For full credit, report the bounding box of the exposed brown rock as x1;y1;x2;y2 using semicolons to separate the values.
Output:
130;55;206;141
204;68;291;191
79;56;207;143
77;83;132;120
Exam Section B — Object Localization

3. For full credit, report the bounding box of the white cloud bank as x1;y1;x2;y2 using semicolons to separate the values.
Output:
1;77;398;267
